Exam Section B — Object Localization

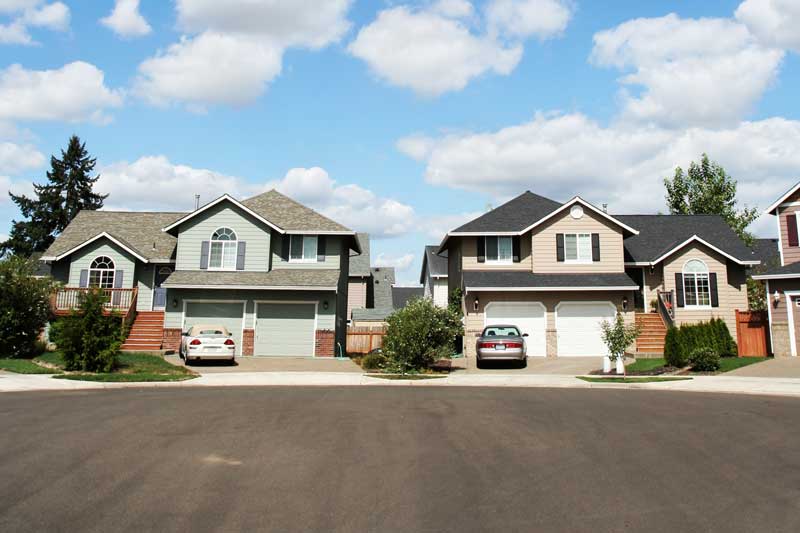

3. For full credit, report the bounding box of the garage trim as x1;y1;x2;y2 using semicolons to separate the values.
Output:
484;301;547;357
254;300;318;357
181;299;247;355
555;301;616;357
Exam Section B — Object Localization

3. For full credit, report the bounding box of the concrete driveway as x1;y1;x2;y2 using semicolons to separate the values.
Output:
1;387;799;532
453;356;603;375
726;357;800;378
165;355;362;373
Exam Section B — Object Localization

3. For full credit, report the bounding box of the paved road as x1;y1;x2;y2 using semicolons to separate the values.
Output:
2;388;799;532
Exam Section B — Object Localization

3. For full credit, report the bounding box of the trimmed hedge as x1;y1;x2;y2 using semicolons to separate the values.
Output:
664;318;737;368
689;347;721;372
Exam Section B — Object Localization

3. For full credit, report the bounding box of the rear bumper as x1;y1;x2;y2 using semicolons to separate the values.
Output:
476;349;525;361
186;349;236;360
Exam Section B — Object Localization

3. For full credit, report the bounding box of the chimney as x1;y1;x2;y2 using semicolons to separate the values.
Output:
194;194;200;211
602;203;608;214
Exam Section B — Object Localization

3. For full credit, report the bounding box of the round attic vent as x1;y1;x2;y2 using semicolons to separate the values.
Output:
570;205;584;219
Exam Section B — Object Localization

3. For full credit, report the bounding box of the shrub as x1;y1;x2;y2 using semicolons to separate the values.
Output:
50;289;123;372
664;328;687;367
689;347;721;372
361;352;387;371
663;319;737;367
600;313;641;363
0;256;56;358
382;297;464;373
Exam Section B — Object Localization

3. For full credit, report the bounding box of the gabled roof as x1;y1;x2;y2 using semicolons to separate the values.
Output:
162;194;284;234
162;269;339;290
764;180;800;214
349;233;371;277
452;191;561;233
463;271;639;291
41;211;182;262
617;215;758;265
520;196;639;235
392;286;423;309
242;190;353;234
752;261;800;280
750;238;780;273
419;245;448;284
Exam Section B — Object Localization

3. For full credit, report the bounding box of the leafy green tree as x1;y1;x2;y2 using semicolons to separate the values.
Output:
1;135;107;257
383;297;463;373
664;153;758;245
600;314;641;374
0;257;56;358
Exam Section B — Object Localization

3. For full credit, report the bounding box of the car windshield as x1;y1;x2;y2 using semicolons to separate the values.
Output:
198;329;225;336
188;325;230;337
483;326;520;337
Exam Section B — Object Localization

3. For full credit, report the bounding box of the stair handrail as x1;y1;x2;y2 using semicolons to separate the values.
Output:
656;290;675;329
122;288;138;329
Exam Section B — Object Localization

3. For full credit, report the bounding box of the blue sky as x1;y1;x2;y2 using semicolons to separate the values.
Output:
1;0;799;283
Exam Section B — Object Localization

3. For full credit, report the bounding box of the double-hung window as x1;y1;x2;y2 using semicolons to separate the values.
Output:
564;233;592;262
486;236;513;263
209;227;237;270
290;235;318;262
683;259;710;307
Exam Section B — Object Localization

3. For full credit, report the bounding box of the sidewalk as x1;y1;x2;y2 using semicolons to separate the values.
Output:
3;369;800;397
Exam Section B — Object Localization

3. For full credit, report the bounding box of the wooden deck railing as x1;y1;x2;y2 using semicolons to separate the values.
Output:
51;287;138;316
656;290;675;329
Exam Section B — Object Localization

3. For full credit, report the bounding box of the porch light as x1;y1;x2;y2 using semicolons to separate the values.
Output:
172;298;178;308
473;296;480;312
622;296;629;311
323;300;329;310
774;291;780;305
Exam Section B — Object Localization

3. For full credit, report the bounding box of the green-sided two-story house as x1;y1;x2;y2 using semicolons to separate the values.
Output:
40;191;360;357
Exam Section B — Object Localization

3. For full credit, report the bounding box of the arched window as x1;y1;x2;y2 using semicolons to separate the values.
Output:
209;227;237;270
89;256;115;289
683;259;710;307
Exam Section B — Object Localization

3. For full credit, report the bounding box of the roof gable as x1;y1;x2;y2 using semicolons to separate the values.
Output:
521;196;639;235
163;194;283;234
349;233;371;277
765;180;800;214
452;191;562;233
420;245;448;284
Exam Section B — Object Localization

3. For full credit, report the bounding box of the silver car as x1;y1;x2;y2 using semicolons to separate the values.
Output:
180;325;236;364
476;325;528;368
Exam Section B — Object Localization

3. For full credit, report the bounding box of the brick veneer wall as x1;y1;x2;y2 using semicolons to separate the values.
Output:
315;329;335;357
162;328;182;353
242;329;254;356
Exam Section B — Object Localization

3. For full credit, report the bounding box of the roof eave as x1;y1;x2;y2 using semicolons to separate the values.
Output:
764;181;800;214
161;194;285;234
48;232;150;263
465;285;638;292
650;235;759;266
519;196;640;236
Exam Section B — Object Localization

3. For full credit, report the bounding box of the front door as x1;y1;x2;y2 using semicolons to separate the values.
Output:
153;266;173;310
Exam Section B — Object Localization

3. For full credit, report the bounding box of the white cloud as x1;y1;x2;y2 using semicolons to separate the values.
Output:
0;141;43;174
398;112;800;230
0;61;123;123
418;211;484;241
736;0;800;53
349;4;521;97
0;1;69;45
432;0;474;19
374;252;415;272
0;174;34;204
267;167;416;238
486;0;573;40
591;13;784;128
135;1;352;110
100;0;151;38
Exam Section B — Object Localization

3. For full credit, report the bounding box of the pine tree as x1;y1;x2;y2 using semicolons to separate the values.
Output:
1;135;107;257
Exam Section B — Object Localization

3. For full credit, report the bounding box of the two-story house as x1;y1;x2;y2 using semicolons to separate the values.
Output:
441;192;758;358
420;245;448;308
40;190;360;357
752;182;800;357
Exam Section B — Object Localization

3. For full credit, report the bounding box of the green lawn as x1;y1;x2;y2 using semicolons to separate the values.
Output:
0;358;62;374
626;357;769;374
52;352;197;382
34;351;66;369
578;376;693;383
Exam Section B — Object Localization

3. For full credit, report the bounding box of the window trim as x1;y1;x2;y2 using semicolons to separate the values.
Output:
208;227;238;271
682;259;711;308
88;255;116;289
563;233;592;264
289;235;319;263
485;236;514;264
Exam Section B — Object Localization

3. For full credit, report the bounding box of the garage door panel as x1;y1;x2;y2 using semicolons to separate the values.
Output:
184;302;244;356
255;303;315;357
485;302;546;357
556;302;615;357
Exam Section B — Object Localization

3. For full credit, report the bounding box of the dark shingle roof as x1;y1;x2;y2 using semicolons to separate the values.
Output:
463;271;639;289
453;191;561;232
163;269;340;288
349;233;371;277
392;286;423;309
752;261;800;278
351;267;396;321
749;238;780;273
616;215;755;264
419;245;448;283
42;210;183;262
242;190;351;232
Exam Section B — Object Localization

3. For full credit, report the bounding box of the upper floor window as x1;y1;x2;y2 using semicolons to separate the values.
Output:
683;259;710;307
564;233;592;262
89;256;115;288
486;236;513;263
290;235;318;262
209;227;237;270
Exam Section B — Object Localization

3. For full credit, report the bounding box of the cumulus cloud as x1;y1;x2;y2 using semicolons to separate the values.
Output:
0;1;69;45
100;0;151;38
0;141;44;174
736;0;800;53
0;174;34;204
0;61;123;123
135;1;352;110
591;13;784;128
418;211;485;241
374;252;415;272
486;0;573;40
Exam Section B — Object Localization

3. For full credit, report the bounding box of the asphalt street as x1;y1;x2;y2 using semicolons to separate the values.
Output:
1;387;799;532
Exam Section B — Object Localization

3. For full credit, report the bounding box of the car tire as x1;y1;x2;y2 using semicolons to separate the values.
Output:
519;358;527;369
184;356;191;366
476;358;483;369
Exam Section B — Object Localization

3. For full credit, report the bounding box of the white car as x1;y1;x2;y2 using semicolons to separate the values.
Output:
180;325;236;364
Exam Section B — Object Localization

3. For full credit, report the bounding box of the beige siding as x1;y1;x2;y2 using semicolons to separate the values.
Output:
347;279;367;318
661;243;747;334
532;209;625;273
462;235;532;271
67;239;136;289
271;234;342;270
777;199;800;265
644;264;664;311
764;278;800;357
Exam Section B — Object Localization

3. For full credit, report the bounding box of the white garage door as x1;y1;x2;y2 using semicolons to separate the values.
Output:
255;302;316;357
484;302;546;357
184;301;245;356
556;302;616;357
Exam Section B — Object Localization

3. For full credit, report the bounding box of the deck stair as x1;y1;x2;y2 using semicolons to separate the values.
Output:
121;311;164;352
635;312;667;356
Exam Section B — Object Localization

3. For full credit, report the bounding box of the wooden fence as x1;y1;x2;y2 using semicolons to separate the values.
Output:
735;310;770;357
346;326;387;354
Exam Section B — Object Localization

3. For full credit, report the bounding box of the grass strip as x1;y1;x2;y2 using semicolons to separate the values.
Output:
578;376;693;384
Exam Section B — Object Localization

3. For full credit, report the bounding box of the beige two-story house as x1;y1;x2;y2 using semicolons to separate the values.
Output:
441;192;758;358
